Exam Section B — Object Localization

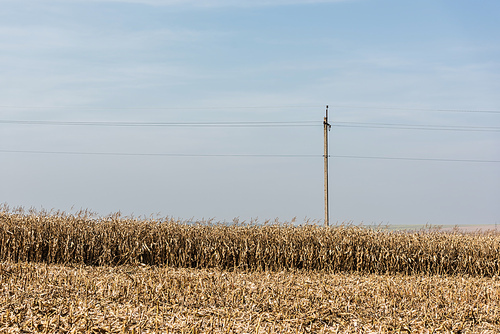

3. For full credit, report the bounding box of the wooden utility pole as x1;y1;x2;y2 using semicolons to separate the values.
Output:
324;105;331;226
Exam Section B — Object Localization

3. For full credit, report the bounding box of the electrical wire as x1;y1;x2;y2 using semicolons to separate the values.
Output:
2;119;499;131
335;121;500;130
0;104;499;113
333;122;500;132
330;155;500;163
0;149;498;163
0;105;322;110
327;105;500;114
0;120;319;127
0;149;319;158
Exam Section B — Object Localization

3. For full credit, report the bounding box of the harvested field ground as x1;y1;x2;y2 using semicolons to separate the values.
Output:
0;262;499;333
0;208;499;332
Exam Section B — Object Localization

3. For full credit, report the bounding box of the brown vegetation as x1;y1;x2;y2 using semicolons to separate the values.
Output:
0;262;498;333
0;208;499;276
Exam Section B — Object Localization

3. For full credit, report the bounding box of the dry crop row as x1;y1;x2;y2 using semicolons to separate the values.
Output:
0;261;499;333
0;208;499;276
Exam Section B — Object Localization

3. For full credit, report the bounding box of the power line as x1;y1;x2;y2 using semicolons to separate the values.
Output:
333;122;500;132
2;119;499;132
330;155;500;163
0;105;322;110
0;149;498;163
1;104;499;113
328;105;500;114
0;120;320;127
0;149;319;158
336;121;500;130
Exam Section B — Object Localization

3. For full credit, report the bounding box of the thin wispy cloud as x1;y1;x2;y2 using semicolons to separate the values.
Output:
0;0;498;224
0;0;353;7
84;0;353;7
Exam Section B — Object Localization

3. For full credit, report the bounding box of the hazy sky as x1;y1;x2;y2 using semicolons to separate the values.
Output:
1;0;499;226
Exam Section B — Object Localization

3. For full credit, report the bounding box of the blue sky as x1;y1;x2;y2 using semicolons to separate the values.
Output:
1;0;499;225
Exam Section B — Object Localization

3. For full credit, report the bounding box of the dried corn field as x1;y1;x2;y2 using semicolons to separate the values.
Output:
0;262;499;333
0;208;499;276
1;208;500;332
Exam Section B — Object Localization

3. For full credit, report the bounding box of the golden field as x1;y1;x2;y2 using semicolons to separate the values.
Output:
0;207;499;332
0;208;499;275
0;262;499;333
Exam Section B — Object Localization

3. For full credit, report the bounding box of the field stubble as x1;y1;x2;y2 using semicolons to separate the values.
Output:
0;208;499;332
0;262;499;333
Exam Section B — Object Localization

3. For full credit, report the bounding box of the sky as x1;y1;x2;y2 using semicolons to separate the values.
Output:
1;0;499;226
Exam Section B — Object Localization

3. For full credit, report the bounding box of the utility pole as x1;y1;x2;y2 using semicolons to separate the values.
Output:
324;105;331;226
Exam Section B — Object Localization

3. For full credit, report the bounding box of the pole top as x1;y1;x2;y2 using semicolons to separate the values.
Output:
324;105;331;130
